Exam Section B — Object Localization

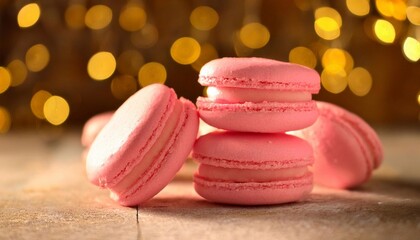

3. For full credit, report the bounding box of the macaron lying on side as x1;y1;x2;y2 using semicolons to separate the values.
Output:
86;84;199;206
192;131;314;205
196;57;320;133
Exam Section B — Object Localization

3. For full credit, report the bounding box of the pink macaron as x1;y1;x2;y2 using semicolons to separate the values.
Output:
291;101;383;189
86;84;199;206
192;131;314;205
81;111;114;147
196;57;320;133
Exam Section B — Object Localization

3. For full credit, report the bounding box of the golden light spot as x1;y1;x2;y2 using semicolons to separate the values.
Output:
407;6;420;26
7;60;27;87
119;4;147;32
31;90;52;119
375;0;406;20
111;75;138;100
346;0;370;16
348;67;372;96
0;107;11;133
170;37;201;65
315;7;342;27
321;66;347;94
0;67;11;94
373;19;396;44
239;23;270;49
190;6;219;31
43;96;70;126
322;48;354;74
85;5;112;30
117;50;144;76
87;52;116;80
138;62;166;87
403;37;420;62
288;46;317;69
417;91;420;106
25;44;50;72
130;23;159;48
17;3;41;28
315;17;340;40
191;43;219;72
65;4;86;29
233;31;254;57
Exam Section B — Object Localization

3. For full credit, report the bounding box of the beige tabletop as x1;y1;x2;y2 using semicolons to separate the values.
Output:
0;128;419;240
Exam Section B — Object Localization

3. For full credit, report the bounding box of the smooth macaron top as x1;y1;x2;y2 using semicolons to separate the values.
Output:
198;57;320;93
86;84;178;187
193;131;314;170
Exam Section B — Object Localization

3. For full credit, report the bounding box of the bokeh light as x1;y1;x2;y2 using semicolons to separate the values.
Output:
119;4;147;32
170;37;201;65
85;5;112;30
7;60;27;87
43;96;70;126
348;67;372;96
314;17;341;40
191;43;219;71
402;37;420;62
31;90;52;119
315;7;342;27
406;6;420;26
346;0;370;16
0;107;11;133
374;19;396;44
288;46;317;69
190;6;219;31
111;75;138;100
322;48;354;74
117;50;144;76
65;4;86;30
239;23;270;49
0;67;11;94
417;91;420;106
87;52;116;81
138;62;166;87
17;3;41;28
25;44;50;72
130;23;159;48
321;66;348;94
375;0;406;21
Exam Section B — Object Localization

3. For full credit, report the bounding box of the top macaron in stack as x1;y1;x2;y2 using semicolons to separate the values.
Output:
192;57;320;205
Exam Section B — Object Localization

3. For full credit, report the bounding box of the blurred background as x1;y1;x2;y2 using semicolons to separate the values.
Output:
0;0;419;133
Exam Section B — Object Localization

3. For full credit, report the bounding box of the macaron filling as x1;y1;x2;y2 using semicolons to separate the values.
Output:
206;86;311;103
111;100;183;194
197;164;309;182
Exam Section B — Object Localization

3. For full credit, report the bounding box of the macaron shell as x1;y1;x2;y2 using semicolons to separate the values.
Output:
199;57;320;92
113;99;199;206
197;97;318;133
194;173;313;205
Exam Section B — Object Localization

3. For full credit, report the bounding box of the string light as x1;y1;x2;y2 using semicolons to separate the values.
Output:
25;44;50;72
373;19;396;44
239;23;270;49
321;66;347;94
402;37;420;62
170;37;201;65
346;0;370;17
288;46;317;69
322;48;354;74
406;6;420;26
87;52;116;81
85;5;112;30
375;0;406;21
31;90;52;119
315;7;342;27
17;3;41;28
0;67;11;94
0;107;11;133
7;60;27;87
138;62;167;87
117;50;144;76
314;17;340;40
348;67;372;96
111;75;138;100
190;6;219;31
43;96;70;126
130;23;159;48
417;91;420;106
65;4;86;29
191;43;218;72
119;4;147;32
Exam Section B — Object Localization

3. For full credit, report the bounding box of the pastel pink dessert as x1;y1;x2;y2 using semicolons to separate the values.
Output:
291;101;383;189
196;57;320;133
81;111;114;147
193;131;314;205
86;84;199;206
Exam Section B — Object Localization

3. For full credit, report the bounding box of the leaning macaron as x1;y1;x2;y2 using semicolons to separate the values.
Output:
196;57;320;133
81;111;114;147
291;101;383;189
86;84;199;206
192;131;313;205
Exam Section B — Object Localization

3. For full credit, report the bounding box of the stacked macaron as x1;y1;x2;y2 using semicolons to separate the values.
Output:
193;57;321;205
